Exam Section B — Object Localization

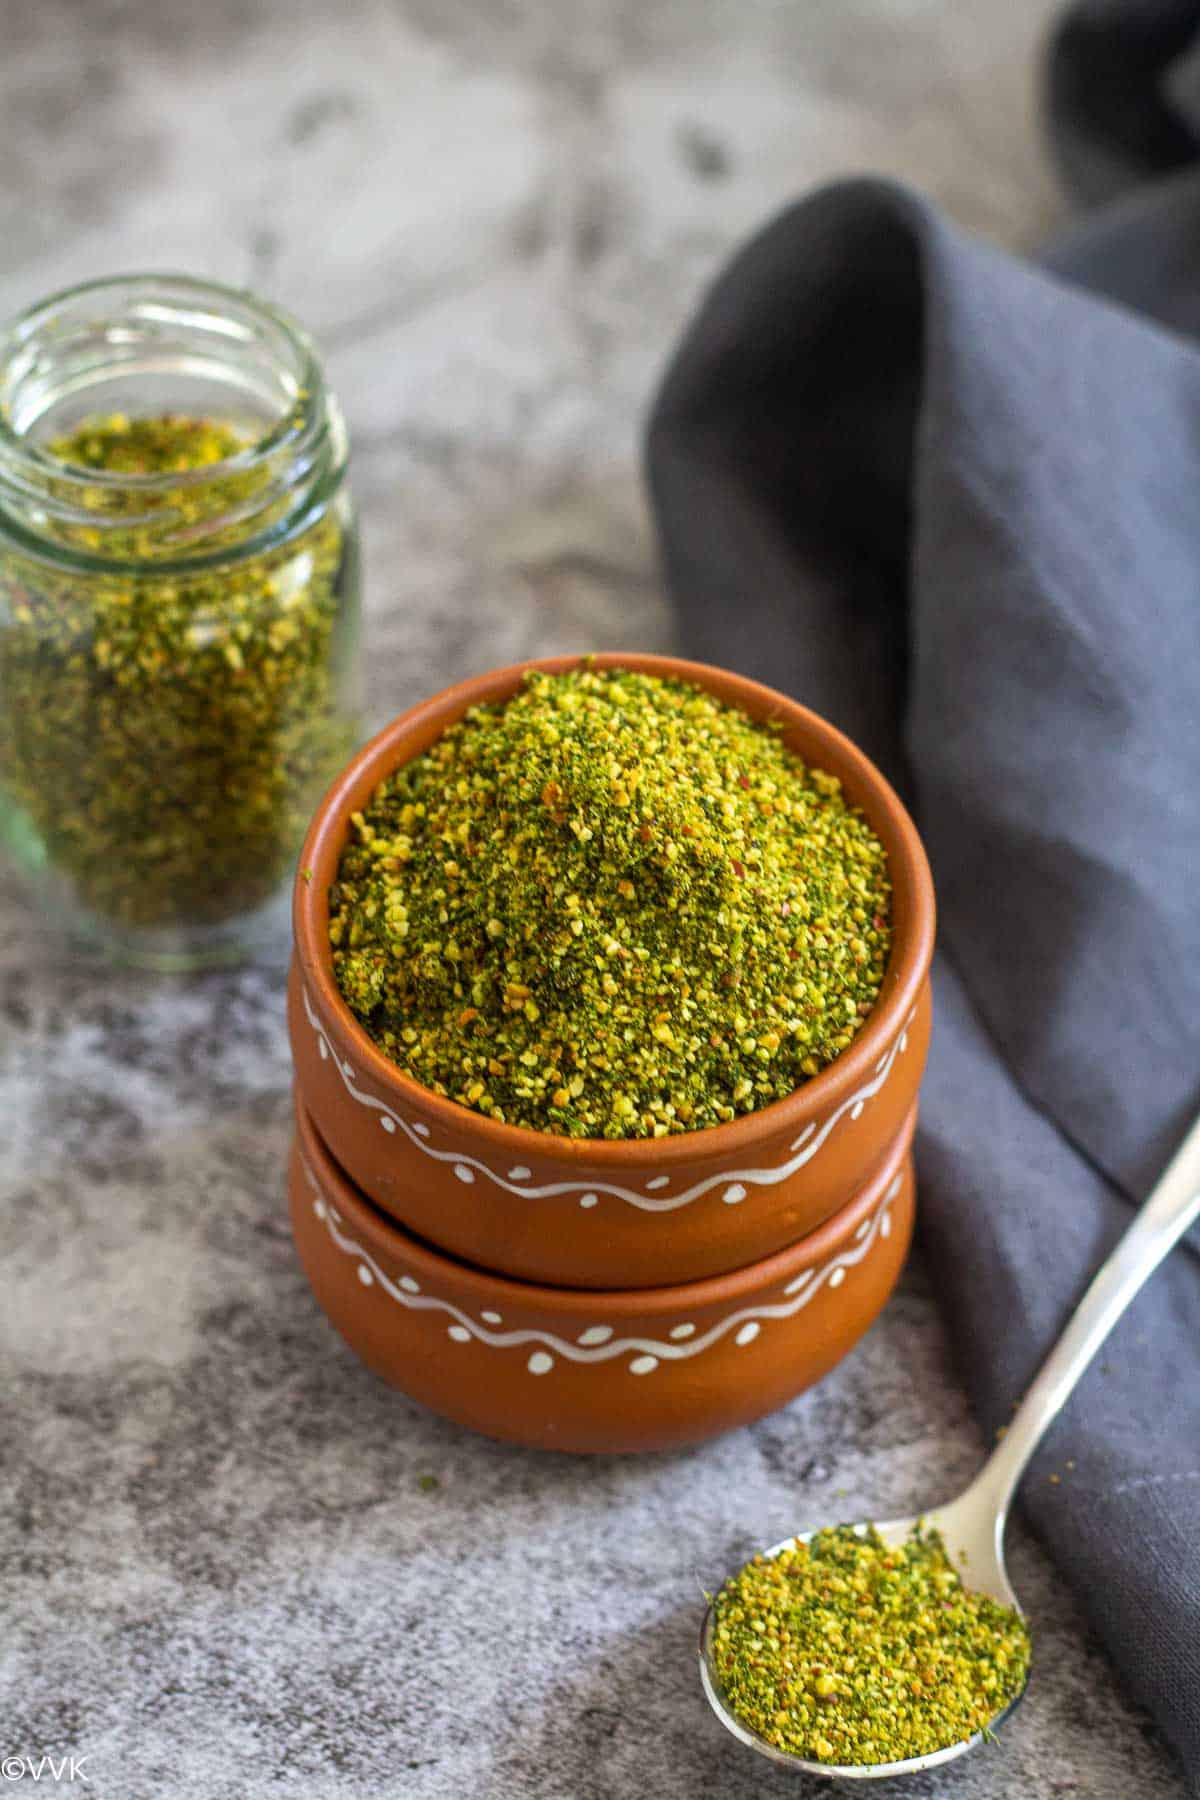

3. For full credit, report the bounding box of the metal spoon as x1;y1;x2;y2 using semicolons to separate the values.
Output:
700;1108;1200;1780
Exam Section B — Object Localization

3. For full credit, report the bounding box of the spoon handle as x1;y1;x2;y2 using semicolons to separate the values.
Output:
974;1105;1200;1527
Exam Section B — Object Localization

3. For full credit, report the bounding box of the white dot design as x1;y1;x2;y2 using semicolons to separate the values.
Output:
304;983;916;1218
303;1151;900;1384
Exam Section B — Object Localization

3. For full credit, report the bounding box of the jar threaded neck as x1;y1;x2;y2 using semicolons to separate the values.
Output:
0;274;346;569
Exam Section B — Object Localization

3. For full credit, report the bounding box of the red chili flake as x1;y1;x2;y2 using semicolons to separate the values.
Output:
874;913;886;930
639;823;653;843
738;774;751;790
538;781;568;825
731;859;745;878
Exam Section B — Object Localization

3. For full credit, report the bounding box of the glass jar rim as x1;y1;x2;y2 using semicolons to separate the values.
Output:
0;272;347;573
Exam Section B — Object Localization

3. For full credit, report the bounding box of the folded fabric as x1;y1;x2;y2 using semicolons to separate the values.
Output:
646;18;1200;1779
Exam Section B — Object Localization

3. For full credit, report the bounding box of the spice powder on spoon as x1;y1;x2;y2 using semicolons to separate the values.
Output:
711;1525;1032;1765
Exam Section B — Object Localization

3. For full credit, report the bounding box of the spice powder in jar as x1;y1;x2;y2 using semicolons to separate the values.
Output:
0;276;361;967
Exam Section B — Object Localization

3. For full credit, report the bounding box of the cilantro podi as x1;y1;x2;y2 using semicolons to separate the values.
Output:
711;1525;1031;1765
330;667;892;1139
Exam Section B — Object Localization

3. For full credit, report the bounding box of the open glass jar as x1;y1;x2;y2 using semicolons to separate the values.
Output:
0;275;361;967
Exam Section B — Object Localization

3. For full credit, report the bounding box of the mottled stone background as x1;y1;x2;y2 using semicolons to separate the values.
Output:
0;2;1186;1796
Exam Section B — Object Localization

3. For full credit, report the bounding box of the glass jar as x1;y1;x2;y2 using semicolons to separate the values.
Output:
0;275;361;968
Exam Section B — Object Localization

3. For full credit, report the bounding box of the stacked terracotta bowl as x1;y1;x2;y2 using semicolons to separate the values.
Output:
288;654;935;1453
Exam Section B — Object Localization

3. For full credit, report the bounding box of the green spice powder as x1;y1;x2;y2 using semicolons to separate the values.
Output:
0;414;352;929
330;667;893;1139
712;1526;1031;1765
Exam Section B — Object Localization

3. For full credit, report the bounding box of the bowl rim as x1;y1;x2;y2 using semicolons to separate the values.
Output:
294;651;935;1167
295;1091;916;1311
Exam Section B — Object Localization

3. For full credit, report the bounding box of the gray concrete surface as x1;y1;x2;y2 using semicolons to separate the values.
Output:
0;1;1185;1794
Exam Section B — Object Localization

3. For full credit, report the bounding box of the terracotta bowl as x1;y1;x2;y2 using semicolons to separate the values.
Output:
290;1095;917;1454
291;653;934;1289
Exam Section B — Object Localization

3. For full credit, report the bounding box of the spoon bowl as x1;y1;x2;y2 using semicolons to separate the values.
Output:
699;1489;1027;1780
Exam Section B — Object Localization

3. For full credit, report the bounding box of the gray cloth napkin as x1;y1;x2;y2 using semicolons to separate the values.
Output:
646;7;1200;1784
